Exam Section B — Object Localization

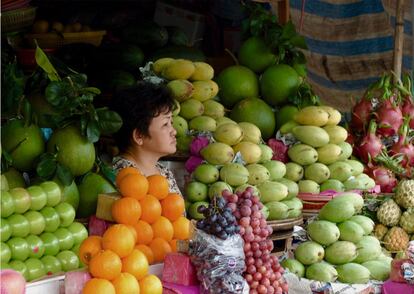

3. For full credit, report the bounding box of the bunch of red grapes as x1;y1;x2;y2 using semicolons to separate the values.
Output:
223;187;289;294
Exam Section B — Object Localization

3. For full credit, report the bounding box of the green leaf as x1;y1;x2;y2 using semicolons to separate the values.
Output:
290;35;307;49
1;63;25;115
22;99;32;126
56;164;73;186
86;119;100;143
81;87;101;95
97;109;123;135
35;46;60;81
281;21;296;40
36;154;57;179
80;116;88;135
45;81;73;107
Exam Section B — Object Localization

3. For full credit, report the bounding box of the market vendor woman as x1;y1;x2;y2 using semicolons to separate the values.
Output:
111;82;181;195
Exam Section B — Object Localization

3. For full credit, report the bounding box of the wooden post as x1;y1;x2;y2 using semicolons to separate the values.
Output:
392;0;405;83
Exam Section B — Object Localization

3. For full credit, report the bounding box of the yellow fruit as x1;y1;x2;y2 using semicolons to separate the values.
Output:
190;62;214;81
153;58;174;75
208;80;219;98
166;79;194;102
32;20;49;33
51;21;64;33
191;81;215;102
112;272;140;294
162;59;195;80
139;274;162;294
71;22;82;32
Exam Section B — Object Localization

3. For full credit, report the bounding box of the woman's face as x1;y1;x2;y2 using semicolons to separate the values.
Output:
141;110;177;156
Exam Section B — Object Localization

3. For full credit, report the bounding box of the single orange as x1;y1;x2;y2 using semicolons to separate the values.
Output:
151;216;174;242
89;250;122;280
116;167;141;187
133;220;154;245
161;193;185;221
126;224;137;242
121;249;149;280
102;224;135;258
112;197;142;225
169;239;177;252
112;272;140;294
139;194;161;224
172;216;190;240
78;236;102;265
139;274;163;294
83;278;115;294
135;244;154;264
149;237;172;263
147;175;169;200
119;173;149;200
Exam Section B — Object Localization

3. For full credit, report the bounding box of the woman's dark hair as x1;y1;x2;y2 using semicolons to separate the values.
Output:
111;82;174;152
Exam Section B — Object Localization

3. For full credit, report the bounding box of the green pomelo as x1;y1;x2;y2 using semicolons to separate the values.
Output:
337;142;353;161
292;126;329;147
260;64;300;106
354;236;382;263
202;100;225;119
213;123;244;146
233;142;262;164
258;145;273;163
193;164;219;184
319;200;355;223
288;144;318;166
276;178;299;199
2;119;45;172
176;135;193;153
265;201;289;220
298;180;320;194
216;65;259;107
317;144;342;165
200;142;234;165
219;163;249;186
294;241;325;265
305;163;330;184
257;181;288;203
320;179;345;192
238;122;262;144
185;181;208;202
281;259;305;278
285;163;303;182
275;105;299;131
238;36;276;73
188;201;209;220
230;98;275;140
338;221;364;243
307;220;340;246
337;263;370;284
331;192;364;213
234;184;260;197
349;215;375;235
54;179;79;211
189;116;216;132
173;116;188;137
323;125;348;144
280;197;303;211
325;241;358;264
47;125;95;176
328;162;353;182
345;160;364;176
246;164;270;185
208;181;232;200
294;106;329;127
319;106;341;125
179;99;204;120
362;260;390;281
306;262;338;282
76;173;116;218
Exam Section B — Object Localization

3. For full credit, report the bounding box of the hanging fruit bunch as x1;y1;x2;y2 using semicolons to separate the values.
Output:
349;73;414;192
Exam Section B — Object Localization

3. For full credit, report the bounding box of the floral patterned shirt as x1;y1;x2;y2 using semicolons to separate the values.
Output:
112;156;182;196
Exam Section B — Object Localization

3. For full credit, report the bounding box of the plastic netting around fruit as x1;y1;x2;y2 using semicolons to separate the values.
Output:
189;228;249;294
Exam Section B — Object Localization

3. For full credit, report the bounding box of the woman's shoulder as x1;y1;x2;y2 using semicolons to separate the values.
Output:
156;162;182;195
112;156;139;173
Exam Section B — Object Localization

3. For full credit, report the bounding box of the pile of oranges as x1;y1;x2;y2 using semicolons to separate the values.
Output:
79;167;190;293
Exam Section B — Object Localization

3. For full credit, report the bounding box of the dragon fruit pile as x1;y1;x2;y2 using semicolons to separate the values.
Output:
349;74;414;192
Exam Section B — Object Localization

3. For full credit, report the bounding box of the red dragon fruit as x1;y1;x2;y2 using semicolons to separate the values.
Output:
351;97;373;132
390;118;414;167
267;139;289;163
401;96;414;129
357;120;384;164
368;166;398;193
375;96;403;137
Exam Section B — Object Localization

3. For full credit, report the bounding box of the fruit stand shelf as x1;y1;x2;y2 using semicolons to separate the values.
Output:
267;216;303;232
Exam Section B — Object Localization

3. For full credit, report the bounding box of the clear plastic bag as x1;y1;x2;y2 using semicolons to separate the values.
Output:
189;229;248;294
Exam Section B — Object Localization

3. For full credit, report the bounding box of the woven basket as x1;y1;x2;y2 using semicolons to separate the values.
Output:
2;6;36;33
26;30;106;48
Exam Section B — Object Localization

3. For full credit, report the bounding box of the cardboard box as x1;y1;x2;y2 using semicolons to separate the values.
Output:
154;1;205;45
95;192;121;222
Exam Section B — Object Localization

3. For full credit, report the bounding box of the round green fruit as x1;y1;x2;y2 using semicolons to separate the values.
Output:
1;119;45;172
55;179;79;211
188;201;209;220
1;242;11;263
67;222;88;245
238;37;276;73
9;260;29;280
9;188;31;214
8;214;30;238
40;232;60;256
24;211;46;235
40;207;61;232
54;228;74;250
47;125;95;176
40;181;62;207
27;185;47;211
41;255;62;276
275;104;299;130
7;237;30;261
1;190;15;218
1;218;12;242
56;250;79;271
54;202;76;227
25;258;46;281
2;168;25;189
25;234;45;258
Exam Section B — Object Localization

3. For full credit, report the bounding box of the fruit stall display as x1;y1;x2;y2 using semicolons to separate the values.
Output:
1;181;88;281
